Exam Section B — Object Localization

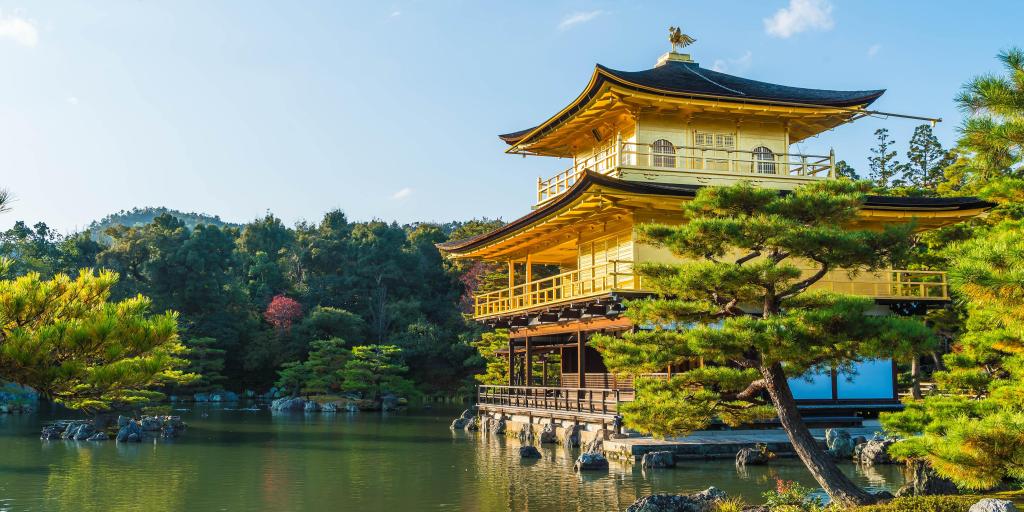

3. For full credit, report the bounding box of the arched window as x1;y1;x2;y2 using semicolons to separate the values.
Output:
753;146;776;174
652;139;676;168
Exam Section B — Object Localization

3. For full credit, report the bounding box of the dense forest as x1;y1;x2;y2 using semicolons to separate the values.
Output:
0;209;503;400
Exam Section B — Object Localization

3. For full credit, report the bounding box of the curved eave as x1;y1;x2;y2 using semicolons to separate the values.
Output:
436;173;994;257
499;64;884;153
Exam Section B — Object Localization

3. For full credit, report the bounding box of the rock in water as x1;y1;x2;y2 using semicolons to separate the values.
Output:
320;402;338;413
573;452;609;472
519;446;542;459
140;417;162;431
270;397;309;412
450;417;469;430
735;443;774;467
825;429;855;458
303;400;321;412
641;451;675;469
970;499;1018;512
87;432;109;441
117;415;130;428
116;420;144;443
539;423;557;444
72;423;96;441
626;487;726;512
896;459;959;496
859;439;896;465
40;425;63;440
560;425;582;448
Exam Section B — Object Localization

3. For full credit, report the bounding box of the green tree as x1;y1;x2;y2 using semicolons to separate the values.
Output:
904;124;955;190
834;160;860;180
956;48;1024;179
590;180;935;506
868;128;906;188
177;337;227;393
470;329;510;385
0;268;193;412
340;344;415;401
882;182;1024;490
274;337;352;396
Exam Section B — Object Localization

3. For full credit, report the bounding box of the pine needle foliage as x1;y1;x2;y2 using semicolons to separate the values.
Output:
0;266;193;412
591;179;936;505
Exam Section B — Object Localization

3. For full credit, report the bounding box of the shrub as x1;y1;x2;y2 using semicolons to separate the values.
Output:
853;495;978;512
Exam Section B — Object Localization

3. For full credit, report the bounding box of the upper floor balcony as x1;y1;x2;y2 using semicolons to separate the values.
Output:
472;261;948;320
536;140;836;206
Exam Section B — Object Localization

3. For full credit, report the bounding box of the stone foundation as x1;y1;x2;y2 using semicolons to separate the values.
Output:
475;410;612;447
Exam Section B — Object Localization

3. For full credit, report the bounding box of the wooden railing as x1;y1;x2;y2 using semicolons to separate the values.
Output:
477;385;622;416
472;264;948;319
473;260;640;318
811;270;949;300
536;140;619;204
619;142;834;178
535;140;835;205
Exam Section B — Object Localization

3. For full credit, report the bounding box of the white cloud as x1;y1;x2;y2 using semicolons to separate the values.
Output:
558;10;603;31
0;13;38;47
390;10;401;17
392;187;413;200
66;96;79;105
711;51;753;74
763;0;834;38
867;43;882;58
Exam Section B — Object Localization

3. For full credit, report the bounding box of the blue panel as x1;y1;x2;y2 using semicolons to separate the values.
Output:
836;359;894;400
788;368;833;400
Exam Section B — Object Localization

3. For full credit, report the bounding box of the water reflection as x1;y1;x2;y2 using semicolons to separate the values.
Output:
0;407;905;512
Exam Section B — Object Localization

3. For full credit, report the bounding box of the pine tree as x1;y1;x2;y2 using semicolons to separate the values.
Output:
868;128;906;188
883;181;1024;490
340;344;415;401
956;48;1024;178
0;268;193;412
180;337;227;392
905;125;955;190
834;160;860;180
470;329;510;385
591;180;935;506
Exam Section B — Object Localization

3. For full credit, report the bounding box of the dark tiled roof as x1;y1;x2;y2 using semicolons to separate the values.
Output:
436;172;993;253
499;60;885;145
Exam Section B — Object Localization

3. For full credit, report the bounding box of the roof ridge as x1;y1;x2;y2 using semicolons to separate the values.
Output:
681;63;747;96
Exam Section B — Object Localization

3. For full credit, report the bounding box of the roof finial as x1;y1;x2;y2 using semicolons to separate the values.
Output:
669;26;696;52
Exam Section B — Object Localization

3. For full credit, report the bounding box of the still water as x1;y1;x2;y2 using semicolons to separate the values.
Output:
0;405;905;512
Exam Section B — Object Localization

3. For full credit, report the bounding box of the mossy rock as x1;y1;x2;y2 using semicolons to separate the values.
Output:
854;496;982;512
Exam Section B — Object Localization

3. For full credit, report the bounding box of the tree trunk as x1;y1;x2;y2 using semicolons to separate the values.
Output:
910;357;923;400
760;362;876;507
931;351;945;371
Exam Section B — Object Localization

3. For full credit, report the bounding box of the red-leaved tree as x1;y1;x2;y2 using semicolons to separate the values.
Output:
264;294;303;332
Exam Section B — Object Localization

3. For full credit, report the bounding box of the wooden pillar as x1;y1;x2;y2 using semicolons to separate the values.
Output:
541;355;548;386
525;335;533;386
577;327;587;388
507;260;515;290
508;338;515;386
525;254;533;306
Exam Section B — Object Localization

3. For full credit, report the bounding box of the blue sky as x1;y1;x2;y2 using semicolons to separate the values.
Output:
0;1;1020;232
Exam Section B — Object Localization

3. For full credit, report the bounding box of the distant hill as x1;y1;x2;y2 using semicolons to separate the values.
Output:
88;207;241;243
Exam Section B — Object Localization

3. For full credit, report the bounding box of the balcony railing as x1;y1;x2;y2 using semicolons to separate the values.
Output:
472;264;948;319
473;260;639;318
477;384;622;417
536;140;836;205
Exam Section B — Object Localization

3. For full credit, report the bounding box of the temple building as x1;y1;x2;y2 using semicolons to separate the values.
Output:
439;45;991;432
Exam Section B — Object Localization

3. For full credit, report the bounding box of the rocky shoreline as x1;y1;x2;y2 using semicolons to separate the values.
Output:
39;415;187;443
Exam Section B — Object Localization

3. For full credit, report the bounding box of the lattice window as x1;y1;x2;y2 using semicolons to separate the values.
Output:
753;146;777;174
651;139;676;168
694;131;736;170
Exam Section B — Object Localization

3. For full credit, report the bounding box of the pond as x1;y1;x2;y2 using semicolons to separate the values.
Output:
0;405;906;511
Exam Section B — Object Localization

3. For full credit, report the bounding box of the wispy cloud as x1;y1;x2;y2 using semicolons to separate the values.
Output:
711;51;753;74
390;10;401;17
0;13;38;47
763;0;834;38
558;10;603;31
867;43;882;58
66;96;79;106
392;187;413;200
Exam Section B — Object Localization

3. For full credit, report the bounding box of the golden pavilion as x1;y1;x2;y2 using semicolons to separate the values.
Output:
439;42;991;430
